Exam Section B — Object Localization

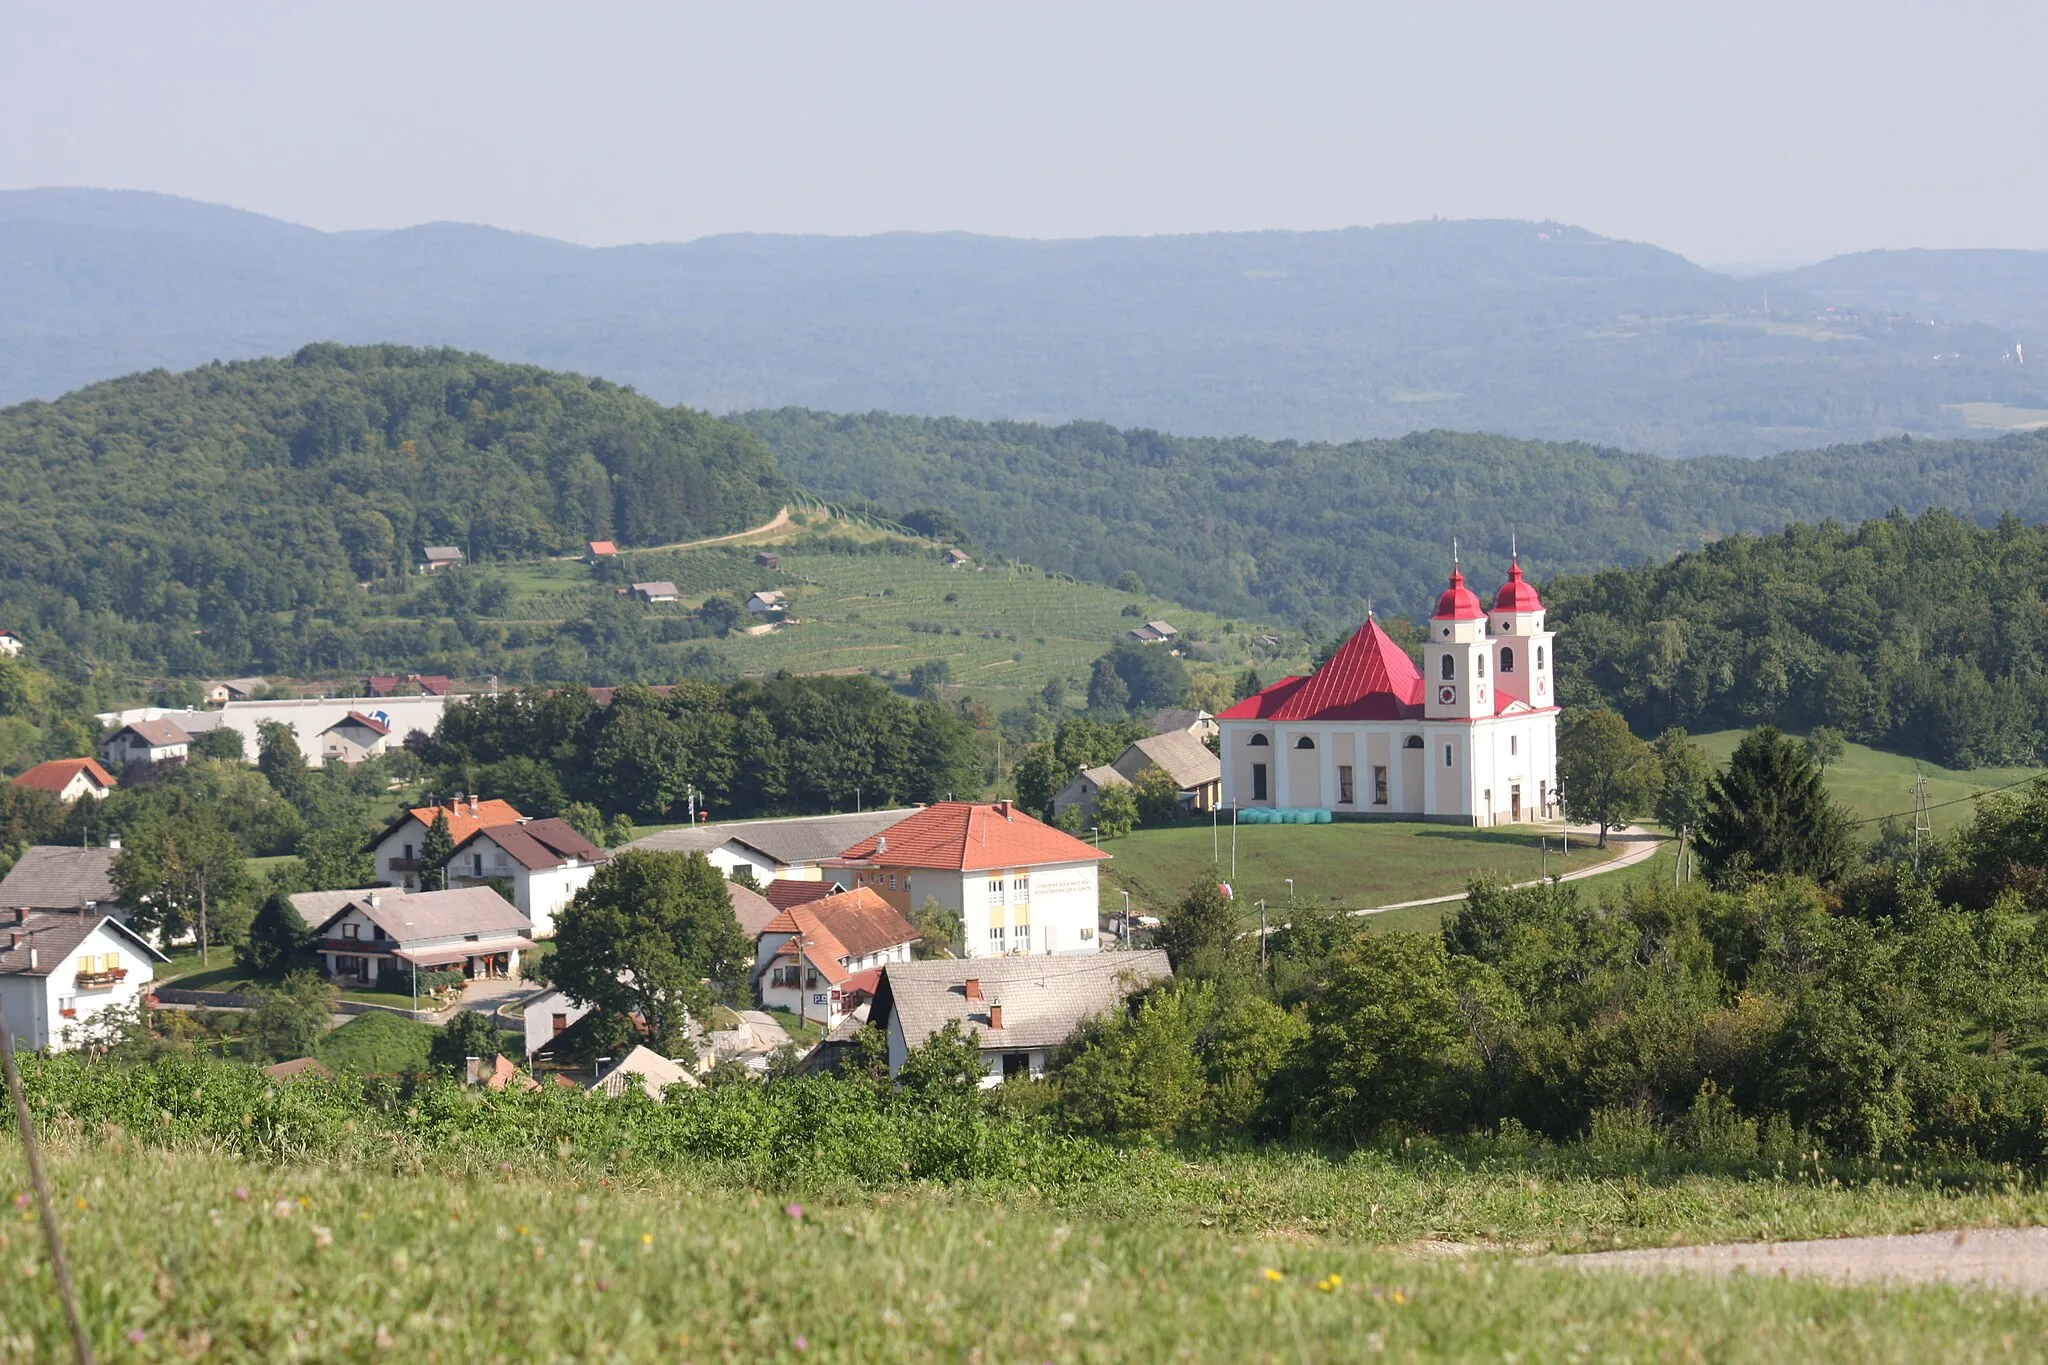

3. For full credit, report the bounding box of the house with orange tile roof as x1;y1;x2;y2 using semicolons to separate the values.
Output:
319;710;393;765
10;758;115;804
832;801;1110;959
752;886;918;1027
368;795;524;892
1217;560;1558;825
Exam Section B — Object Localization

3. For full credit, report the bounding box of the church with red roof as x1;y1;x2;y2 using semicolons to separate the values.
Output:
1217;559;1559;825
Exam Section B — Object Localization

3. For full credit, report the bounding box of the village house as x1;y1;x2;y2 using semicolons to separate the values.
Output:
940;548;973;569
1053;729;1222;824
10;758;115;803
204;677;266;706
101;718;191;769
299;885;531;988
1217;561;1559;825
832;801;1110;958
630;581;680;604
752;886;918;1030
0;909;168;1052
868;950;1172;1085
587;540;618;562
627;809;914;886
99;693;448;769
522;985;595;1060
591;1046;699;1099
320;710;393;765
0;630;21;657
0;846;125;920
763;878;843;913
444;817;607;937
369;797;602;935
753;551;780;569
420;546;464;572
746;589;789;618
1127;619;1179;645
1150;707;1220;743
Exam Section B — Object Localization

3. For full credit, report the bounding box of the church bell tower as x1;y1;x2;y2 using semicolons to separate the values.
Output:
1425;563;1492;721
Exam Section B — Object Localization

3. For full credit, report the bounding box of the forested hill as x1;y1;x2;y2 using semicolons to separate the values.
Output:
9;188;2048;457
742;407;2048;630
0;345;788;672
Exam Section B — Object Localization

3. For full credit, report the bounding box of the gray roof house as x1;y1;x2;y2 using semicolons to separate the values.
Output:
420;546;464;571
631;581;680;603
627;809;917;883
0;846;122;916
1054;730;1222;822
868;950;1172;1085
1149;708;1219;741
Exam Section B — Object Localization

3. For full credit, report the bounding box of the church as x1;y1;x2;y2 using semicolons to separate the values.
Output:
1217;560;1559;826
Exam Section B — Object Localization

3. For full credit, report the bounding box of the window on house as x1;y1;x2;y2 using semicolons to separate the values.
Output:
1248;734;1270;746
1337;765;1355;804
887;873;898;889
1251;764;1268;801
1016;924;1032;948
988;877;1004;900
472;854;484;877
372;925;386;941
403;843;414;860
989;926;1006;944
1445;744;1455;767
1010;875;1027;896
1536;645;1546;668
804;969;819;989
1439;654;1455;681
1500;647;1516;673
1294;736;1315;749
1373;765;1389;804
343;923;359;940
1002;1052;1029;1080
1404;735;1423;750
1080;926;1094;940
1476;654;1485;678
1511;735;1519;755
551;1013;568;1035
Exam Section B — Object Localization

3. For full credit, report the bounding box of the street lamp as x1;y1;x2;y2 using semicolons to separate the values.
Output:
1285;877;1294;906
1090;825;1099;849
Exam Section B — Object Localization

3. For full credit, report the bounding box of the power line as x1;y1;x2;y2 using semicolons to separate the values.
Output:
1845;770;2044;830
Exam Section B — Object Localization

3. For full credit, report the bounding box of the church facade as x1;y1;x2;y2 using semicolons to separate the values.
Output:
1217;562;1559;826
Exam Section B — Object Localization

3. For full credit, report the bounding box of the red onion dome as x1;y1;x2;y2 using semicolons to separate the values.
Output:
1493;560;1543;613
1432;567;1486;620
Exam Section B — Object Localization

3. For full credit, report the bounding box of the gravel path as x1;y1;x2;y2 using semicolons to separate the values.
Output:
1355;824;1665;917
1558;1226;2048;1296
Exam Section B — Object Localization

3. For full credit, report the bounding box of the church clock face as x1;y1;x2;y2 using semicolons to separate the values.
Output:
1438;685;1456;705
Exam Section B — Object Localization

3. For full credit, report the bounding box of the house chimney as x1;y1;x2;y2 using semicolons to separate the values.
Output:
963;977;982;1001
27;949;37;971
367;891;381;909
997;799;1012;820
11;907;22;925
988;1001;1003;1030
7;932;19;950
464;1056;482;1086
875;835;887;857
469;794;480;818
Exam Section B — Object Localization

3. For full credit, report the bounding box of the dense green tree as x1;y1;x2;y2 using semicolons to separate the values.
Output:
243;972;337;1064
191;728;245;761
548;850;749;1051
1558;707;1662;847
1131;765;1182;827
1696;727;1854;886
1155;874;1240;977
1297;934;1479;1139
1085;657;1129;716
1652;728;1716;876
1103;640;1189;713
238;891;314;977
110;812;253;962
291;826;377;893
418;810;455;892
430;1009;510;1076
1092;783;1138;839
895;1019;987;1100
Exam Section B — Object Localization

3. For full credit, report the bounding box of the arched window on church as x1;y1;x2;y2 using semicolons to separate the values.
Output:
1536;645;1546;669
1248;734;1270;746
1294;736;1316;749
1500;647;1516;673
1476;654;1486;678
1439;655;1454;681
1403;735;1423;750
1510;735;1518;755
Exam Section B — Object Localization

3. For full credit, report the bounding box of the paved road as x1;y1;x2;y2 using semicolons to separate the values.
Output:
1355;824;1665;918
1557;1226;2048;1296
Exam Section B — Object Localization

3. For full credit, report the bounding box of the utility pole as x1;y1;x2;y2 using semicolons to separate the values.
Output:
1212;806;1218;864
1231;807;1238;880
1120;890;1131;948
1912;767;1933;871
1257;900;1267;973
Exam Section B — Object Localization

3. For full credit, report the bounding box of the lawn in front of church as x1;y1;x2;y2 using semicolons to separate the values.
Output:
1098;818;1621;917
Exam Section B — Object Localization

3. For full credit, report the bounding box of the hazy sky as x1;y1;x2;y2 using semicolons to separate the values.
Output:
6;1;2044;266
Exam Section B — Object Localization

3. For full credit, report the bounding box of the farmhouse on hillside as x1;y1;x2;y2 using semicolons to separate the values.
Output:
1150;707;1219;742
420;546;464;572
0;630;20;657
631;581;680;603
101;718;191;768
753;551;780;569
1054;729;1222;823
587;540;618;561
832;801;1109;958
1127;619;1178;644
868;950;1172;1084
299;886;531;987
940;548;972;569
204;677;265;705
1218;560;1559;825
752;886;918;1029
0;909;168;1052
10;758;115;803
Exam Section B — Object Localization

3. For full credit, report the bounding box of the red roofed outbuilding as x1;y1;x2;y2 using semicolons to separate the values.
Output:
10;758;115;804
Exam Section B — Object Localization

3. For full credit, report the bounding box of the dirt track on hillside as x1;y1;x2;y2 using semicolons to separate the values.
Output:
1557;1225;2048;1295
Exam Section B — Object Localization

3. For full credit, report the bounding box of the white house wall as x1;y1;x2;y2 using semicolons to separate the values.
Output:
0;923;157;1053
962;860;1101;959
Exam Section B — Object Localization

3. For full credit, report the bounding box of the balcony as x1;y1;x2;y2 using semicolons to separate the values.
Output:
74;967;128;990
386;857;420;873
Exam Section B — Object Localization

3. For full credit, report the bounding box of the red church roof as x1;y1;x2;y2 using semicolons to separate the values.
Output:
1432;566;1486;621
1218;618;1424;723
1493;560;1542;613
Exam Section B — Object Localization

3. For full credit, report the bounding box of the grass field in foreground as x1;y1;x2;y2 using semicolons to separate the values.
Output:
1693;729;2044;836
4;1142;2046;1362
1100;820;1622;916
